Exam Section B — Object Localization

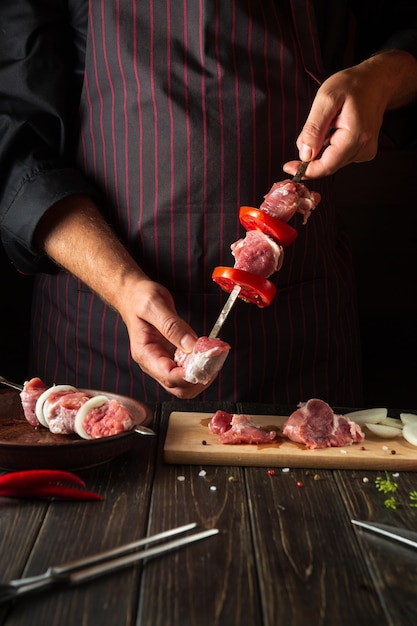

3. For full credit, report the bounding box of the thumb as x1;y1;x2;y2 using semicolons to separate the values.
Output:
297;94;338;161
154;307;197;354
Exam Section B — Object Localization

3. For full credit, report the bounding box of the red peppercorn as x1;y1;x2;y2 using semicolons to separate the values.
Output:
267;469;275;476
296;481;303;488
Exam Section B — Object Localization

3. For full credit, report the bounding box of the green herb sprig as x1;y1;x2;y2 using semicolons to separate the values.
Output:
375;472;417;510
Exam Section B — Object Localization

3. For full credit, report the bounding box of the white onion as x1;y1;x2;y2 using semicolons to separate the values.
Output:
377;417;404;430
344;408;388;427
402;422;417;447
400;412;417;426
35;384;77;428
365;423;403;439
74;395;109;439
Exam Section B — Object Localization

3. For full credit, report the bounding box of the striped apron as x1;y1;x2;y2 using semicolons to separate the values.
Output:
30;0;363;405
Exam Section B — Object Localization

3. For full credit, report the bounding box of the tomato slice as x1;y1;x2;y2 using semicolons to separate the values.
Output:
212;266;276;308
239;206;297;247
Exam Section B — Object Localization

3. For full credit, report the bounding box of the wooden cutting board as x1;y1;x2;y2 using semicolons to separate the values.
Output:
163;411;417;470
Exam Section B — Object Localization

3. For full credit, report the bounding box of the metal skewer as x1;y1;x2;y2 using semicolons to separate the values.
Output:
0;375;23;391
292;161;309;183
209;284;241;338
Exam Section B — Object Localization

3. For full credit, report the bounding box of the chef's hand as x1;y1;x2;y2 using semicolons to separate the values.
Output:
36;194;210;399
283;50;417;179
118;277;213;399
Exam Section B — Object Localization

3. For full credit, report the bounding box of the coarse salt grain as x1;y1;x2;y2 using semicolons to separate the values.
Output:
198;470;207;477
282;468;290;473
210;485;217;491
392;472;400;478
340;449;347;454
177;475;185;482
382;446;389;451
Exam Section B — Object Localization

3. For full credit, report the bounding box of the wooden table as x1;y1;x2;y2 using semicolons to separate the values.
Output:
0;398;416;626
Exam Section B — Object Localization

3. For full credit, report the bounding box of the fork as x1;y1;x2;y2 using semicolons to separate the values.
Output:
0;522;219;604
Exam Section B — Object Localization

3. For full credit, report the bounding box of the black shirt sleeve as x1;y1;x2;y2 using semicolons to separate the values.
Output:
0;0;96;273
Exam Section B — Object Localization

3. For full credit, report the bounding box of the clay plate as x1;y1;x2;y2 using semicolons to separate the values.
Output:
0;389;153;470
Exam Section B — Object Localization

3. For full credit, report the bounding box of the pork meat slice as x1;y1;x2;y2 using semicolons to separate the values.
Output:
175;336;231;385
209;411;277;444
43;389;92;434
20;377;48;427
282;398;364;449
209;409;234;435
231;230;284;277
260;180;321;224
80;399;135;438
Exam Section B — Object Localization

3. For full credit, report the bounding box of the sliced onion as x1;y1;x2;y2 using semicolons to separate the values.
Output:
74;395;109;439
378;417;404;430
402;422;417;447
35;384;77;428
344;408;388;427
365;423;403;438
400;412;417;426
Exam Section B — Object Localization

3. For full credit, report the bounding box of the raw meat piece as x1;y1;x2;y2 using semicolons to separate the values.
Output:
209;410;235;435
20;377;48;426
175;336;230;385
209;411;277;444
79;399;135;439
231;230;284;277
43;389;92;435
260;180;321;224
282;398;364;449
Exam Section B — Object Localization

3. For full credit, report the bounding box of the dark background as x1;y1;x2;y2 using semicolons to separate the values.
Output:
333;145;417;409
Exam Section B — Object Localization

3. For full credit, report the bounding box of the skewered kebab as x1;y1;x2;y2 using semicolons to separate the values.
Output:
211;162;320;315
175;163;321;384
17;377;155;439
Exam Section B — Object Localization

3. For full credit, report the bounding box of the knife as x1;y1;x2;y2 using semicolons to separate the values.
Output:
208;162;309;339
351;520;417;550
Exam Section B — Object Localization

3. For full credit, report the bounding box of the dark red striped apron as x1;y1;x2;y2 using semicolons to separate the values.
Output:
30;0;363;405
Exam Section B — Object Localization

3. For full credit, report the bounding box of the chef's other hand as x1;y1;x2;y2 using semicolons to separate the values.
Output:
283;50;417;179
119;278;209;399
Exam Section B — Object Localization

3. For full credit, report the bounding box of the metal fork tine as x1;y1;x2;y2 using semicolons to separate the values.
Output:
70;528;219;585
9;522;198;589
1;525;219;605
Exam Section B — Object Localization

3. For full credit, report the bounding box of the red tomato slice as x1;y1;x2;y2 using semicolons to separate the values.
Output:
212;266;276;308
239;206;297;247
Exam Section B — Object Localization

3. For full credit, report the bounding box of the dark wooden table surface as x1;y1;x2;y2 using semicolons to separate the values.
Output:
0;398;416;626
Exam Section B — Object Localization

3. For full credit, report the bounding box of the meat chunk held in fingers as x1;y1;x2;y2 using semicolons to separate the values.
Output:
174;336;231;385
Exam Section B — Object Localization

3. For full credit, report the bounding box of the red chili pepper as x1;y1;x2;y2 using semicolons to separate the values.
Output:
0;469;102;501
212;266;276;308
239;206;298;247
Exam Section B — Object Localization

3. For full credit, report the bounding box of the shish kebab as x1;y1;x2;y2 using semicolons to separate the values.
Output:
209;161;318;338
174;162;321;385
